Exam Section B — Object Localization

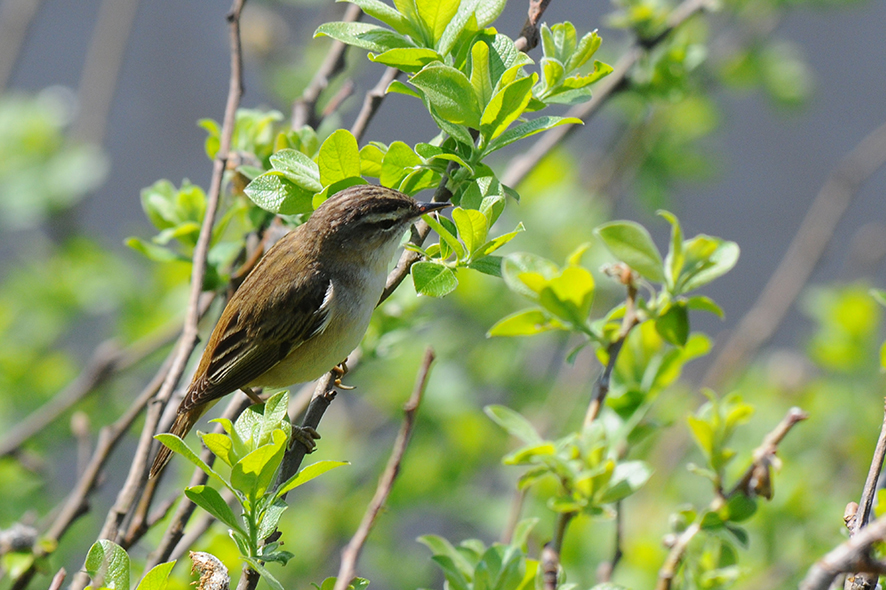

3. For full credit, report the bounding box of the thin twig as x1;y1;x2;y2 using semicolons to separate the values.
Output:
543;512;575;590
46;568;66;590
350;66;400;143
501;0;713;189
89;0;248;558
841;399;886;590
514;0;553;52
9;343;179;590
800;516;886;590
333;348;435;590
69;0;140;145
292;3;362;130
702;119;886;389
656;407;807;590
585;269;639;426
0;0;44;91
0;325;181;459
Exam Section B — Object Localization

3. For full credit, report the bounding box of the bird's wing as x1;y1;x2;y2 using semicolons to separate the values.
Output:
181;276;333;411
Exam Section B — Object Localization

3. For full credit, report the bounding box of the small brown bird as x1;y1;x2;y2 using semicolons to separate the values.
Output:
150;185;449;478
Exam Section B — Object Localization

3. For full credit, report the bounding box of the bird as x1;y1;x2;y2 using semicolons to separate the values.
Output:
149;184;449;478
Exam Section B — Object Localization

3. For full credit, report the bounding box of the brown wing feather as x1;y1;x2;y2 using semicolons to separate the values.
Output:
181;228;330;411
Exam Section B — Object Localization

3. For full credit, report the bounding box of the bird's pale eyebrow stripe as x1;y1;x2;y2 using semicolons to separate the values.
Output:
361;210;408;224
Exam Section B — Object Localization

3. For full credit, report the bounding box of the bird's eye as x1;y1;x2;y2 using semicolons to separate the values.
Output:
374;218;398;230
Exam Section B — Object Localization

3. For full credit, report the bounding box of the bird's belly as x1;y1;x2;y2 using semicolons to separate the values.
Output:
248;275;379;389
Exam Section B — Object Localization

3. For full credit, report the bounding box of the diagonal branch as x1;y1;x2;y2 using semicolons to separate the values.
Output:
701;119;886;389
333;348;435;590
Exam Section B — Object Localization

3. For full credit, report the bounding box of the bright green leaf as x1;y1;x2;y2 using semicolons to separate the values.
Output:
135;561;175;590
487;308;563;337
154;434;232;491
276;459;349;498
484;405;543;444
318;129;361;186
655;302;689;346
369;47;441;71
412;261;458;297
314;21;414;54
244;171;314;215
595;221;666;282
84;540;129;590
185;485;244;534
480;74;537;141
452;207;488;255
483;116;582;156
410;63;481;127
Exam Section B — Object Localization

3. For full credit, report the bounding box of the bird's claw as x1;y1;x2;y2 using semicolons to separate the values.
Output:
292;426;320;453
332;361;355;390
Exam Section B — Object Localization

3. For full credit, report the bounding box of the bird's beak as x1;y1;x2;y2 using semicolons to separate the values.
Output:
416;201;452;215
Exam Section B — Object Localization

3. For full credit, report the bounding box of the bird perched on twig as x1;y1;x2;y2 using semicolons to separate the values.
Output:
150;185;449;478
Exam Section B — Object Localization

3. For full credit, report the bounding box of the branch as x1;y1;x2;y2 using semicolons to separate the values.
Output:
841;399;886;590
800;516;886;590
701;119;886;389
292;4;362;130
501;0;713;189
0;0;44;91
89;0;248;555
350;66;400;143
584;267;639;426
333;348;435;590
656;407;807;590
514;0;553;52
0;324;181;459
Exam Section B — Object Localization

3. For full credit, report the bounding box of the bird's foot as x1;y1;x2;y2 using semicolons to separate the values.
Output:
241;387;264;405
332;361;355;390
292;426;320;453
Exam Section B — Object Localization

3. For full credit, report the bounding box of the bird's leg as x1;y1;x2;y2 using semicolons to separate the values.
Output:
241;387;265;405
332;360;355;390
291;426;321;453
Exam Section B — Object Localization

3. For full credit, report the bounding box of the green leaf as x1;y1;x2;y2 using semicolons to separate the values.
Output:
437;0;479;55
369;47;441;72
185;485;245;534
386;79;423;99
341;0;407;32
244;171;314;215
257;498;288;540
480;74;537;142
474;0;505;27
469;38;494;107
484;405;542;444
415;0;459;47
84;540;130;590
467;256;503;277
125;237;187;264
276;460;349;498
483;116;582;156
412;261;458;297
473;223;523;258
658;209;684;290
595;221;666;282
599;461;653;503
687;295;724;318
319;129;362;186
135;561;175;590
410;63;481;127
269;149;322;192
359;143;386;178
380;141;422;189
501;253;560;300
200;432;236;467
315;21;414;54
687;415;714;458
452;207;488;255
242;558;285;590
678;239;740;293
154;434;232;491
568;30;603;71
423;212;465;260
543;266;595;325
231;429;287;501
487;308;563;337
655;302;689;346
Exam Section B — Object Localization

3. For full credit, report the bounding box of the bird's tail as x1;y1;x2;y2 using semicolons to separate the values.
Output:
149;406;206;479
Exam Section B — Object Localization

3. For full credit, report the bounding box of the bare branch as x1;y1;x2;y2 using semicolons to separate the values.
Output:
292;4;362;130
0;0;44;91
333;348;435;590
514;0;553;52
800;516;886;590
350;66;400;144
840;399;886;590
656;407;807;590
585;267;639;426
702;119;886;389
47;568;66;590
